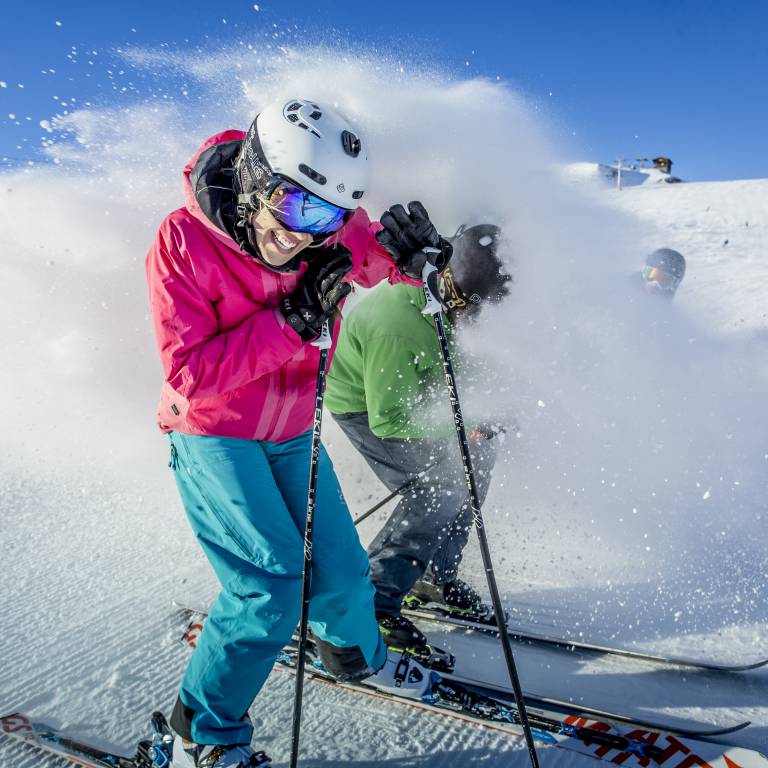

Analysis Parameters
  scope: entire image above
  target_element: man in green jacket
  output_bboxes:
[325,224,511,651]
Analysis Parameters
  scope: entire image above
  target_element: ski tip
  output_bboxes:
[0,711,40,732]
[720,658,768,672]
[694,720,751,737]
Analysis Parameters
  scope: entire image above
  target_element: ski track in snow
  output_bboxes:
[0,470,569,767]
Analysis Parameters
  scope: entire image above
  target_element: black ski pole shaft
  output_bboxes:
[289,322,332,768]
[352,479,415,526]
[420,253,540,768]
[353,426,504,526]
[352,460,440,527]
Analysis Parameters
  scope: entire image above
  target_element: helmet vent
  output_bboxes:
[309,110,322,120]
[287,101,303,111]
[297,121,321,138]
[287,113,299,123]
[298,163,327,186]
[341,130,361,157]
[352,191,364,200]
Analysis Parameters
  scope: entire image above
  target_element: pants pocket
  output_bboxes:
[170,434,257,563]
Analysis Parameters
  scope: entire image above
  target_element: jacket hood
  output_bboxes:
[183,130,246,254]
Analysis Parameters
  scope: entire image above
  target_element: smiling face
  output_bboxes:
[250,206,313,267]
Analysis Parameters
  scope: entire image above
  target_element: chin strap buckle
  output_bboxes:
[234,194,259,255]
[236,193,255,228]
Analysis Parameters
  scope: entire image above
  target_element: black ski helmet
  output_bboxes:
[646,248,686,281]
[643,248,686,297]
[441,224,512,313]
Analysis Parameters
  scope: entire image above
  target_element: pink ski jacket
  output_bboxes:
[146,130,406,442]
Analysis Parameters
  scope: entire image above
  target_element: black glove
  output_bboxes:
[281,247,353,341]
[376,201,453,279]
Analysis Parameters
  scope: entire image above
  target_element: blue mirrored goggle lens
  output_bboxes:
[269,181,348,236]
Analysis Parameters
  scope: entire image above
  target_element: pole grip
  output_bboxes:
[311,321,333,350]
[421,253,442,318]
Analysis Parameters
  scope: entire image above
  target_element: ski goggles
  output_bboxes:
[642,265,681,292]
[266,178,349,236]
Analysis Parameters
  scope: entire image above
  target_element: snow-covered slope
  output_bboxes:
[1,44,767,767]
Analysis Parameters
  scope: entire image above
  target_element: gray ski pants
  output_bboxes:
[331,411,496,615]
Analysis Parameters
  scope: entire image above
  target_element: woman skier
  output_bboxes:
[145,97,453,767]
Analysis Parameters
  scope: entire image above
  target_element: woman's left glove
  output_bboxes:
[377,201,453,279]
[281,247,353,342]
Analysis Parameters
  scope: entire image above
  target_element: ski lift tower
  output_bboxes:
[616,156,624,190]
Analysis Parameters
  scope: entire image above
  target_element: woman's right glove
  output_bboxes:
[280,248,353,342]
[376,201,453,279]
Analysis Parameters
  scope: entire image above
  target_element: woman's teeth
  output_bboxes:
[273,231,296,251]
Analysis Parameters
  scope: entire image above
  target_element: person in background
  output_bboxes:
[637,247,686,299]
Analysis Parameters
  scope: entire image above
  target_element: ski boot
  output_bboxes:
[142,711,174,768]
[405,578,504,625]
[169,738,271,768]
[376,611,455,672]
[365,648,440,703]
[148,709,270,768]
[377,611,429,652]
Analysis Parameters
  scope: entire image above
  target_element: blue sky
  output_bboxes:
[1,0,766,181]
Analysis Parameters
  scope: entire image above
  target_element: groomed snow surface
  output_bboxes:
[1,49,767,767]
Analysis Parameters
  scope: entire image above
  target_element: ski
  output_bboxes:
[272,641,766,768]
[176,605,752,742]
[0,711,154,768]
[0,709,270,768]
[401,602,768,673]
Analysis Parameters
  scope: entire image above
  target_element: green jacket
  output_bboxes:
[326,283,455,439]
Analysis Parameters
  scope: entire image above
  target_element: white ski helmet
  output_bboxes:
[238,98,368,210]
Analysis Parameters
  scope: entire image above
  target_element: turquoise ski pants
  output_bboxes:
[168,430,386,745]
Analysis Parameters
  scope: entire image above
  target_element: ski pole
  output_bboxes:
[420,251,540,768]
[352,425,506,528]
[352,460,440,527]
[289,321,333,768]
